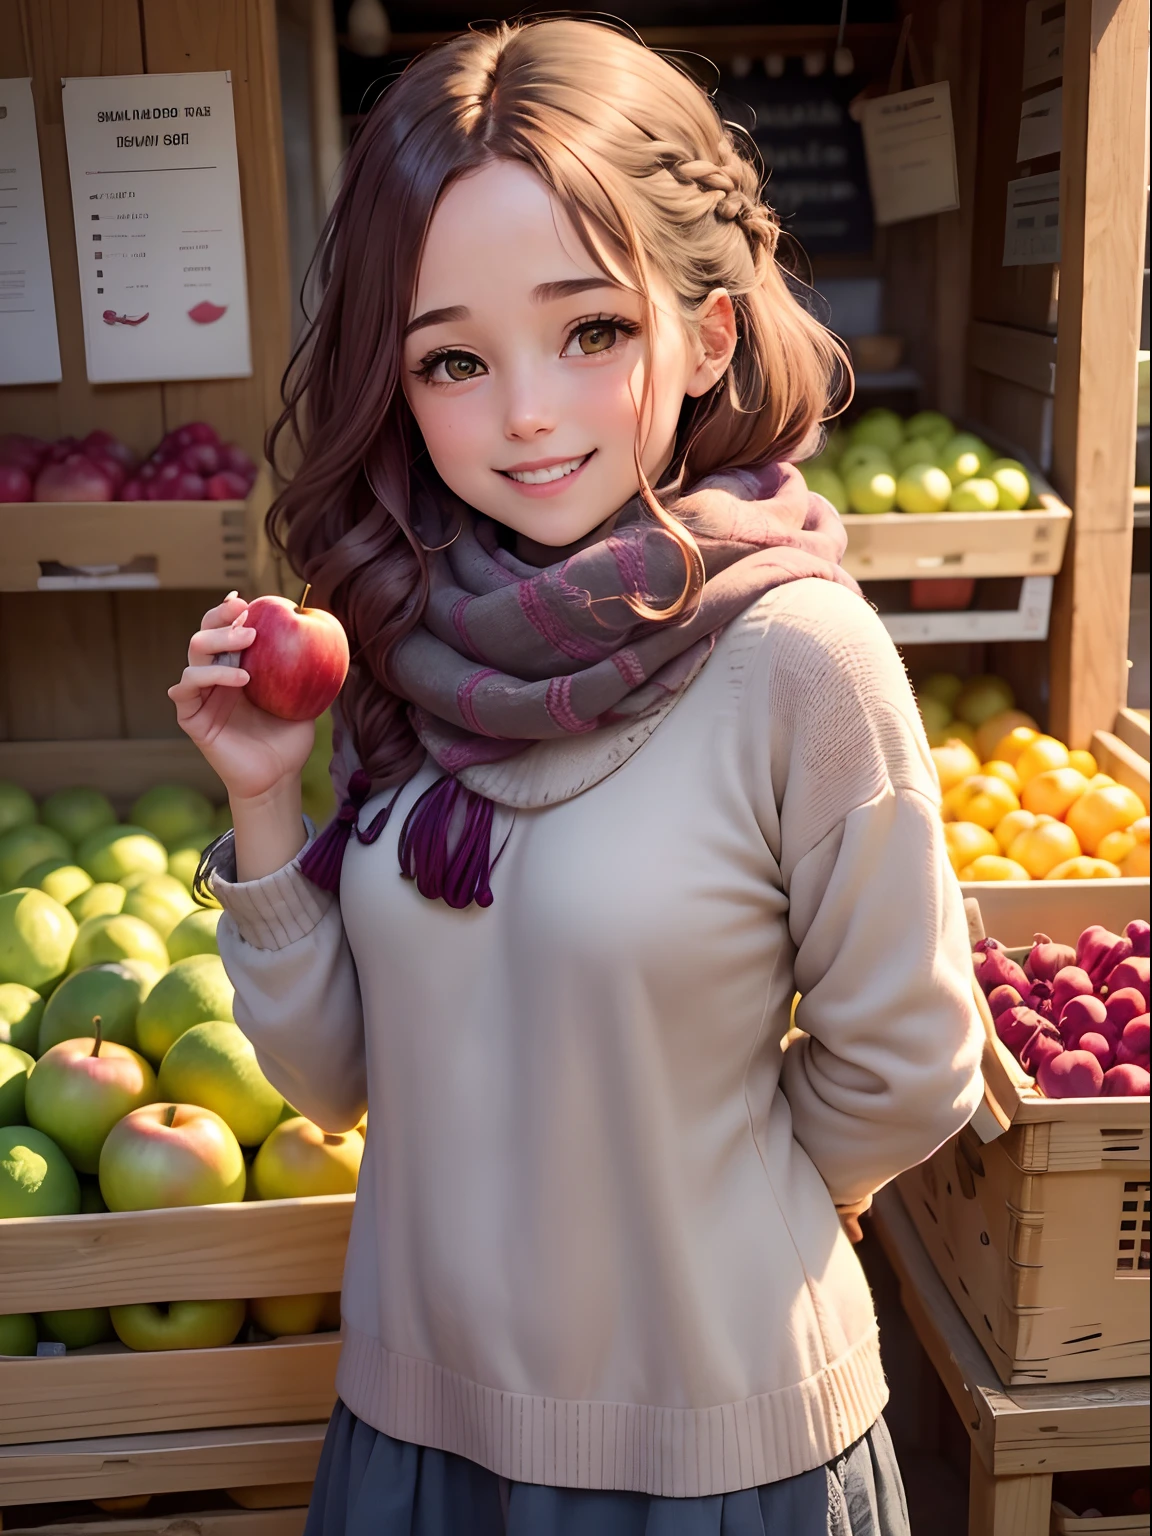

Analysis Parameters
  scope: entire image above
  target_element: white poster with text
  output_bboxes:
[61,70,251,383]
[0,78,62,386]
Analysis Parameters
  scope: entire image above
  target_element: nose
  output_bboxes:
[502,364,557,442]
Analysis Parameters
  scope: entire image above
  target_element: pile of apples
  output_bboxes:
[0,770,358,1355]
[916,673,1149,881]
[800,408,1033,517]
[977,922,1149,1098]
[0,423,257,504]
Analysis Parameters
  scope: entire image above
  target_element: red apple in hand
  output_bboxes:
[239,587,349,722]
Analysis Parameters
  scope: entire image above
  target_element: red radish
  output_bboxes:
[86,454,126,491]
[1105,956,1149,1005]
[1026,934,1076,982]
[120,478,147,501]
[137,461,159,483]
[1102,1063,1150,1097]
[45,435,80,463]
[1059,993,1109,1048]
[1050,966,1093,1019]
[1078,925,1132,988]
[0,464,32,502]
[1077,1032,1115,1071]
[974,939,1030,997]
[1106,987,1148,1033]
[996,1005,1046,1053]
[1127,920,1150,959]
[180,443,221,476]
[988,985,1024,1018]
[174,421,219,450]
[1019,1027,1063,1076]
[34,453,114,503]
[1037,1049,1104,1099]
[220,443,256,479]
[1121,1014,1150,1058]
[0,433,47,472]
[1027,978,1056,1022]
[81,430,137,471]
[206,470,250,500]
[169,472,207,500]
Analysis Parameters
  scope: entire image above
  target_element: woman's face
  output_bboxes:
[402,159,735,554]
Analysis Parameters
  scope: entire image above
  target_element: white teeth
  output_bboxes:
[505,456,587,485]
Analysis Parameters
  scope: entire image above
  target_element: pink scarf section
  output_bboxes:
[387,460,861,779]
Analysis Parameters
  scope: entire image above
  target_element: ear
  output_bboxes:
[684,289,737,398]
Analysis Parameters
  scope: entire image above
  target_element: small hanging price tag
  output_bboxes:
[858,81,960,226]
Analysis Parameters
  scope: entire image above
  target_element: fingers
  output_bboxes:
[190,624,256,667]
[168,664,250,713]
[200,592,249,632]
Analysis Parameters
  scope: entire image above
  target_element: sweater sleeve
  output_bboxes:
[742,583,985,1208]
[208,833,368,1132]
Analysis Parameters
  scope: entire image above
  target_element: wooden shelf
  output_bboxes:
[842,504,1072,582]
[0,739,229,812]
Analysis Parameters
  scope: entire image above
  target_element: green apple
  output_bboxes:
[0,783,37,838]
[130,786,215,851]
[158,1020,283,1146]
[249,1292,340,1337]
[39,960,159,1055]
[989,458,1032,510]
[99,1101,246,1210]
[166,847,204,894]
[918,672,964,710]
[0,1124,81,1216]
[895,464,952,513]
[0,889,78,994]
[166,909,221,962]
[948,477,999,511]
[69,914,168,975]
[40,788,117,847]
[837,442,893,480]
[0,983,44,1055]
[904,410,954,448]
[892,436,940,475]
[68,882,126,924]
[39,1306,114,1349]
[800,464,848,515]
[0,825,72,893]
[845,467,897,514]
[939,433,991,486]
[77,824,167,885]
[252,1117,363,1200]
[0,1313,38,1354]
[26,1025,157,1174]
[123,875,197,940]
[0,1042,34,1125]
[36,864,94,908]
[848,407,904,457]
[135,955,234,1065]
[916,695,953,737]
[22,857,69,890]
[110,1296,245,1351]
[954,674,1015,729]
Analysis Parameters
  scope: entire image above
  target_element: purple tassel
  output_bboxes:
[300,768,400,893]
[398,775,507,909]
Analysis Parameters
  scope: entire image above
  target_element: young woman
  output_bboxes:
[170,20,983,1535]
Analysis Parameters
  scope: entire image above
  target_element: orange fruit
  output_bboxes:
[992,725,1040,766]
[1020,767,1090,819]
[975,709,1039,762]
[942,775,1020,831]
[980,759,1022,794]
[1084,773,1117,792]
[931,739,981,793]
[1121,842,1150,877]
[1046,856,1123,880]
[1015,735,1071,784]
[1097,828,1138,865]
[994,808,1043,853]
[1067,749,1098,778]
[943,822,999,874]
[958,854,1030,882]
[1008,819,1081,878]
[1065,784,1147,855]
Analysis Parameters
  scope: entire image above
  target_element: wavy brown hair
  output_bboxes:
[266,18,850,786]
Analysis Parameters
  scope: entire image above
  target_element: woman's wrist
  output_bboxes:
[231,777,307,883]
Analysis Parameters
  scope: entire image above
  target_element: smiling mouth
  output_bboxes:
[499,452,594,485]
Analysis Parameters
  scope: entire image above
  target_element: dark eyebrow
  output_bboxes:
[403,279,625,339]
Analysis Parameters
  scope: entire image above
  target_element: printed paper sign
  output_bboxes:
[1003,172,1061,266]
[61,70,251,383]
[1016,86,1062,162]
[858,82,960,227]
[0,78,62,386]
[1022,0,1065,90]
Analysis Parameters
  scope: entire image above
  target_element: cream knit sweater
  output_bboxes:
[212,580,984,1497]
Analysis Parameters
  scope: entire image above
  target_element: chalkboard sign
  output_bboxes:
[718,65,875,256]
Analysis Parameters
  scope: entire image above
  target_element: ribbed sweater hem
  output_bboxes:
[334,1324,889,1496]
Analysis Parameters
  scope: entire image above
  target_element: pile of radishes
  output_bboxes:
[977,920,1149,1098]
[0,424,256,504]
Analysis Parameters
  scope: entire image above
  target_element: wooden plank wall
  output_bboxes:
[0,0,291,744]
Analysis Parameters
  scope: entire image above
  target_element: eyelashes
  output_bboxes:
[411,314,642,385]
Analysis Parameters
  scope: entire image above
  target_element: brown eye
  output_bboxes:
[444,354,482,380]
[577,323,616,354]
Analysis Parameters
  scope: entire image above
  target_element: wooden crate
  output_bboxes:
[958,878,1149,950]
[0,1506,309,1536]
[0,1198,352,1446]
[1052,1513,1149,1534]
[0,739,227,815]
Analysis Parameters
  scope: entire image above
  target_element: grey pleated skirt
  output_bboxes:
[304,1399,911,1536]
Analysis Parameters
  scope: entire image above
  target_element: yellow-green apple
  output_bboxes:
[70,913,168,974]
[37,864,94,908]
[0,824,71,891]
[252,1117,363,1199]
[0,1313,37,1354]
[248,1291,341,1336]
[158,1020,283,1145]
[99,1102,246,1210]
[0,888,77,994]
[0,982,44,1054]
[166,909,221,962]
[40,1306,114,1348]
[68,883,126,923]
[26,1024,157,1174]
[236,592,349,722]
[0,1124,81,1216]
[76,824,167,884]
[135,954,234,1064]
[130,786,214,850]
[0,1041,34,1125]
[122,874,197,939]
[40,788,117,846]
[110,1297,245,1350]
[39,960,158,1055]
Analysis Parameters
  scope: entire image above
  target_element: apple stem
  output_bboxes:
[90,1017,103,1057]
[164,1104,177,1128]
[296,582,312,614]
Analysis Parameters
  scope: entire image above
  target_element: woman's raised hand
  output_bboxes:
[169,593,316,806]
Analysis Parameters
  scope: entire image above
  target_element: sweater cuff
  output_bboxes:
[208,821,334,951]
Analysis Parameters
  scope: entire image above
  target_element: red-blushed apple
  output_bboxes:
[251,1116,363,1199]
[110,1297,245,1350]
[248,1291,342,1336]
[237,588,349,722]
[24,1022,157,1174]
[99,1102,246,1210]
